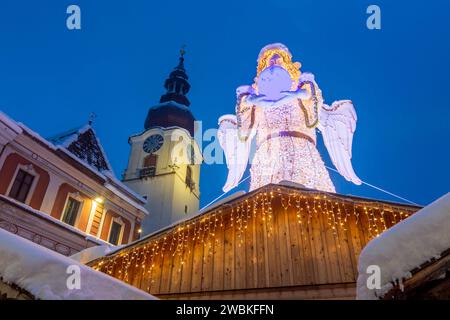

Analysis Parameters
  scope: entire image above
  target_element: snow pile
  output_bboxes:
[70,244,121,264]
[0,228,156,300]
[357,192,450,300]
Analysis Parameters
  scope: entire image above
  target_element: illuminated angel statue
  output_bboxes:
[218,43,361,193]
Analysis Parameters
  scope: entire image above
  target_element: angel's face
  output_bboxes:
[257,65,292,101]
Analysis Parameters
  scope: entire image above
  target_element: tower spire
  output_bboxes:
[176,45,186,70]
[144,48,196,135]
[159,47,191,106]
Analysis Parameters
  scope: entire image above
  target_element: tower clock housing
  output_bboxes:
[123,52,201,234]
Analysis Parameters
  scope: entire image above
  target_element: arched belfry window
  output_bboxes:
[140,154,158,178]
[185,166,194,191]
[143,154,158,168]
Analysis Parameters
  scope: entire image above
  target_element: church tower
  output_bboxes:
[123,50,201,235]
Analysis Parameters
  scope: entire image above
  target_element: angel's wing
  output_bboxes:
[318,100,362,185]
[218,115,251,192]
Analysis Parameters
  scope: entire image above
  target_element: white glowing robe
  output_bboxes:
[238,91,335,192]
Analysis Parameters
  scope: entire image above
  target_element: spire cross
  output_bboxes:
[180,45,187,58]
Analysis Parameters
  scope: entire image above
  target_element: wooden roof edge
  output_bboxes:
[277,184,421,209]
[88,184,421,266]
[382,248,450,299]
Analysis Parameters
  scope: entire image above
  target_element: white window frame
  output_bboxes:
[6,164,40,205]
[60,192,84,228]
[107,216,125,245]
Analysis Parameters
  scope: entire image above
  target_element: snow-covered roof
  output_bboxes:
[0,228,156,300]
[0,111,23,134]
[0,111,148,214]
[47,125,88,147]
[357,192,450,300]
[150,101,190,112]
[70,244,123,265]
[56,148,146,212]
[48,124,114,174]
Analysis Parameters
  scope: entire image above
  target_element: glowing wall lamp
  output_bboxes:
[94,197,104,204]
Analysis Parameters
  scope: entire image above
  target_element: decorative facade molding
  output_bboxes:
[0,197,100,256]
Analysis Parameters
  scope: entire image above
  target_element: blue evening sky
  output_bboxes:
[0,0,449,207]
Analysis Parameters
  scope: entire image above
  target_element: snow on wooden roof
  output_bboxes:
[0,228,156,300]
[70,244,123,265]
[357,192,450,300]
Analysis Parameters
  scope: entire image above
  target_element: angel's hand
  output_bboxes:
[246,94,266,104]
[236,85,255,97]
[281,88,311,100]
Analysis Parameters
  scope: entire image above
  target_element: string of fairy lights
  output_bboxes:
[91,186,418,292]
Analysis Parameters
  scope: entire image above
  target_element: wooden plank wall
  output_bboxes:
[90,186,419,298]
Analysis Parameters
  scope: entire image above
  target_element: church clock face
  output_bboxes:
[143,134,164,154]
